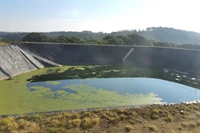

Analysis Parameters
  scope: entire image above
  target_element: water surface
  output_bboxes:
[28,77,200,104]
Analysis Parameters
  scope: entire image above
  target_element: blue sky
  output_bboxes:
[1,0,200,33]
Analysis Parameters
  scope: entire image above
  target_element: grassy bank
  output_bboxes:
[0,102,199,133]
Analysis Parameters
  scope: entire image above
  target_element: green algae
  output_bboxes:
[57,66,71,73]
[45,81,60,85]
[0,65,164,115]
[61,84,163,106]
[28,83,163,111]
[2,64,199,116]
[0,66,72,115]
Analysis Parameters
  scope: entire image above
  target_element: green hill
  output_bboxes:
[1,27,200,45]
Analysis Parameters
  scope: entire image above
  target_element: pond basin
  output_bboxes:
[28,77,200,104]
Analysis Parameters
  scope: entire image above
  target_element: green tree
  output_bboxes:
[103,35,124,45]
[22,32,48,42]
[116,35,129,44]
[68,37,84,43]
[55,35,70,43]
[126,34,149,46]
[103,35,115,41]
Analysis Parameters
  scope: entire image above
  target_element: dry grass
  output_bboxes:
[147,125,158,132]
[80,117,95,129]
[181,121,197,128]
[0,102,199,133]
[0,41,9,46]
[125,125,134,132]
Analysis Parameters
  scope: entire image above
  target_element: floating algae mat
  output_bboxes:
[0,65,199,115]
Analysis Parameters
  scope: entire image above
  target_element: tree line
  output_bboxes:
[21,32,150,45]
[20,32,200,50]
[1,31,200,50]
[1,27,200,44]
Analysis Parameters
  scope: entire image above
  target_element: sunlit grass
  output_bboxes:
[0,103,199,133]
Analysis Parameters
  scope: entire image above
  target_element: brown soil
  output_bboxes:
[0,102,199,133]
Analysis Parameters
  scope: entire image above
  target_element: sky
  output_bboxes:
[0,0,200,33]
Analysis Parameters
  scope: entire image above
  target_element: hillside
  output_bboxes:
[139,27,200,44]
[1,27,200,44]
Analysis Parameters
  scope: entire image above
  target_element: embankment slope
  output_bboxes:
[1,43,199,80]
[0,45,44,80]
[17,43,200,75]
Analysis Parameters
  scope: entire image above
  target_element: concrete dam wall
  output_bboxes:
[17,43,200,75]
[1,43,199,80]
[0,45,44,80]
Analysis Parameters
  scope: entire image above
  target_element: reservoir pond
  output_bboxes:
[28,77,200,104]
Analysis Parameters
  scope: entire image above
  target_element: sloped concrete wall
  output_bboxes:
[0,45,44,80]
[17,44,129,65]
[17,43,200,75]
[1,43,199,80]
[126,47,200,75]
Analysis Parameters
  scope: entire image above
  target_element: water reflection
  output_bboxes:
[28,77,200,103]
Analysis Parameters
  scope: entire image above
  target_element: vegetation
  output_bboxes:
[22,32,48,42]
[0,65,165,115]
[0,41,9,46]
[1,65,199,115]
[1,27,200,50]
[142,27,200,44]
[20,32,153,46]
[1,27,199,132]
[0,102,199,133]
[19,32,200,50]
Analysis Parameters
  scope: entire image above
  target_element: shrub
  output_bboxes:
[196,120,200,126]
[71,112,79,119]
[80,118,94,129]
[91,116,100,125]
[148,125,158,132]
[119,114,127,121]
[181,122,196,128]
[108,117,119,124]
[67,119,81,129]
[164,115,174,122]
[0,119,10,126]
[81,111,90,118]
[125,125,133,132]
[150,114,159,120]
[93,109,103,114]
[128,120,136,125]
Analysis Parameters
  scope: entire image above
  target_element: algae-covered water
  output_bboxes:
[28,78,200,103]
[0,65,199,115]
